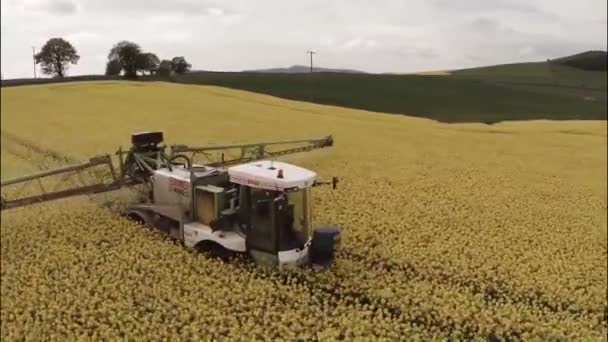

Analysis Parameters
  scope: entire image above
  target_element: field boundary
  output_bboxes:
[1,75,123,87]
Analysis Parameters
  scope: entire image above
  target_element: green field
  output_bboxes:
[166,62,606,123]
[452,62,607,100]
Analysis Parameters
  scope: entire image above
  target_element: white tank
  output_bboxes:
[153,167,193,220]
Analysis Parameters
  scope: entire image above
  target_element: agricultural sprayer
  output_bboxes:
[1,132,341,268]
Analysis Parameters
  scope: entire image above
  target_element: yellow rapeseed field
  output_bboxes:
[1,81,606,340]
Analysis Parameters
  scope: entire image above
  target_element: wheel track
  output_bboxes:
[1,131,112,206]
[338,247,607,327]
[233,257,525,340]
[1,130,76,168]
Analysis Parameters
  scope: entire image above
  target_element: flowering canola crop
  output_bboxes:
[1,81,606,340]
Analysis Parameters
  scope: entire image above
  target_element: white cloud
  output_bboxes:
[64,31,100,42]
[518,46,536,57]
[339,38,379,50]
[342,38,362,50]
[145,14,187,25]
[46,0,77,15]
[157,31,193,43]
[4,0,77,15]
[1,0,606,78]
[206,7,224,16]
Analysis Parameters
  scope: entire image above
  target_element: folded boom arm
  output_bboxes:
[169,135,333,167]
[0,155,136,211]
[1,134,334,211]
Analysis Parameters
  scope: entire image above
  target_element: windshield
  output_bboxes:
[286,187,311,240]
[244,186,314,252]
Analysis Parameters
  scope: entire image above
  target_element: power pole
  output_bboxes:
[306,51,316,73]
[32,47,37,79]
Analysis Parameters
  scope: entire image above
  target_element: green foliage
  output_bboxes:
[170,56,191,74]
[105,59,122,76]
[34,38,80,78]
[108,41,142,79]
[157,60,173,77]
[108,42,161,78]
[137,53,160,75]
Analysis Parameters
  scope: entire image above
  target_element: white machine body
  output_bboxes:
[228,160,316,191]
[147,160,318,268]
[152,166,193,219]
[183,221,246,252]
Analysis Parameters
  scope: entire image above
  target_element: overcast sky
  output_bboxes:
[1,0,606,78]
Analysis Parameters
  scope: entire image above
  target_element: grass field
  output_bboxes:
[168,62,607,123]
[1,81,607,340]
[452,62,608,101]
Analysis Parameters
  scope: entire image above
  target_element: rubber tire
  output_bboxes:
[195,241,234,262]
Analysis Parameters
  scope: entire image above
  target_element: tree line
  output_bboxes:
[33,37,192,79]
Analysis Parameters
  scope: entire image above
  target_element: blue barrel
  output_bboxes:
[311,225,341,266]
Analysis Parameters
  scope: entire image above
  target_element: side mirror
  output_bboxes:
[312,177,340,189]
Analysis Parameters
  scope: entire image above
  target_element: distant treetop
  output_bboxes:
[35,38,80,78]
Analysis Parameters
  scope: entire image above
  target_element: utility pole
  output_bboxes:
[32,47,37,79]
[306,51,316,73]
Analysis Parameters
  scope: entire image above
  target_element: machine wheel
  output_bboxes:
[125,210,154,228]
[195,240,235,262]
[127,212,147,225]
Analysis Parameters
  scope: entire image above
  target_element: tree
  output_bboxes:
[108,41,142,78]
[34,38,80,78]
[157,59,173,77]
[170,56,191,74]
[137,52,160,75]
[105,59,123,76]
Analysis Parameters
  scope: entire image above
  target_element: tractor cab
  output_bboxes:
[228,160,319,267]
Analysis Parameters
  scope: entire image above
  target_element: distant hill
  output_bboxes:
[169,60,606,123]
[451,60,606,91]
[2,52,605,124]
[243,65,366,74]
[549,50,607,71]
